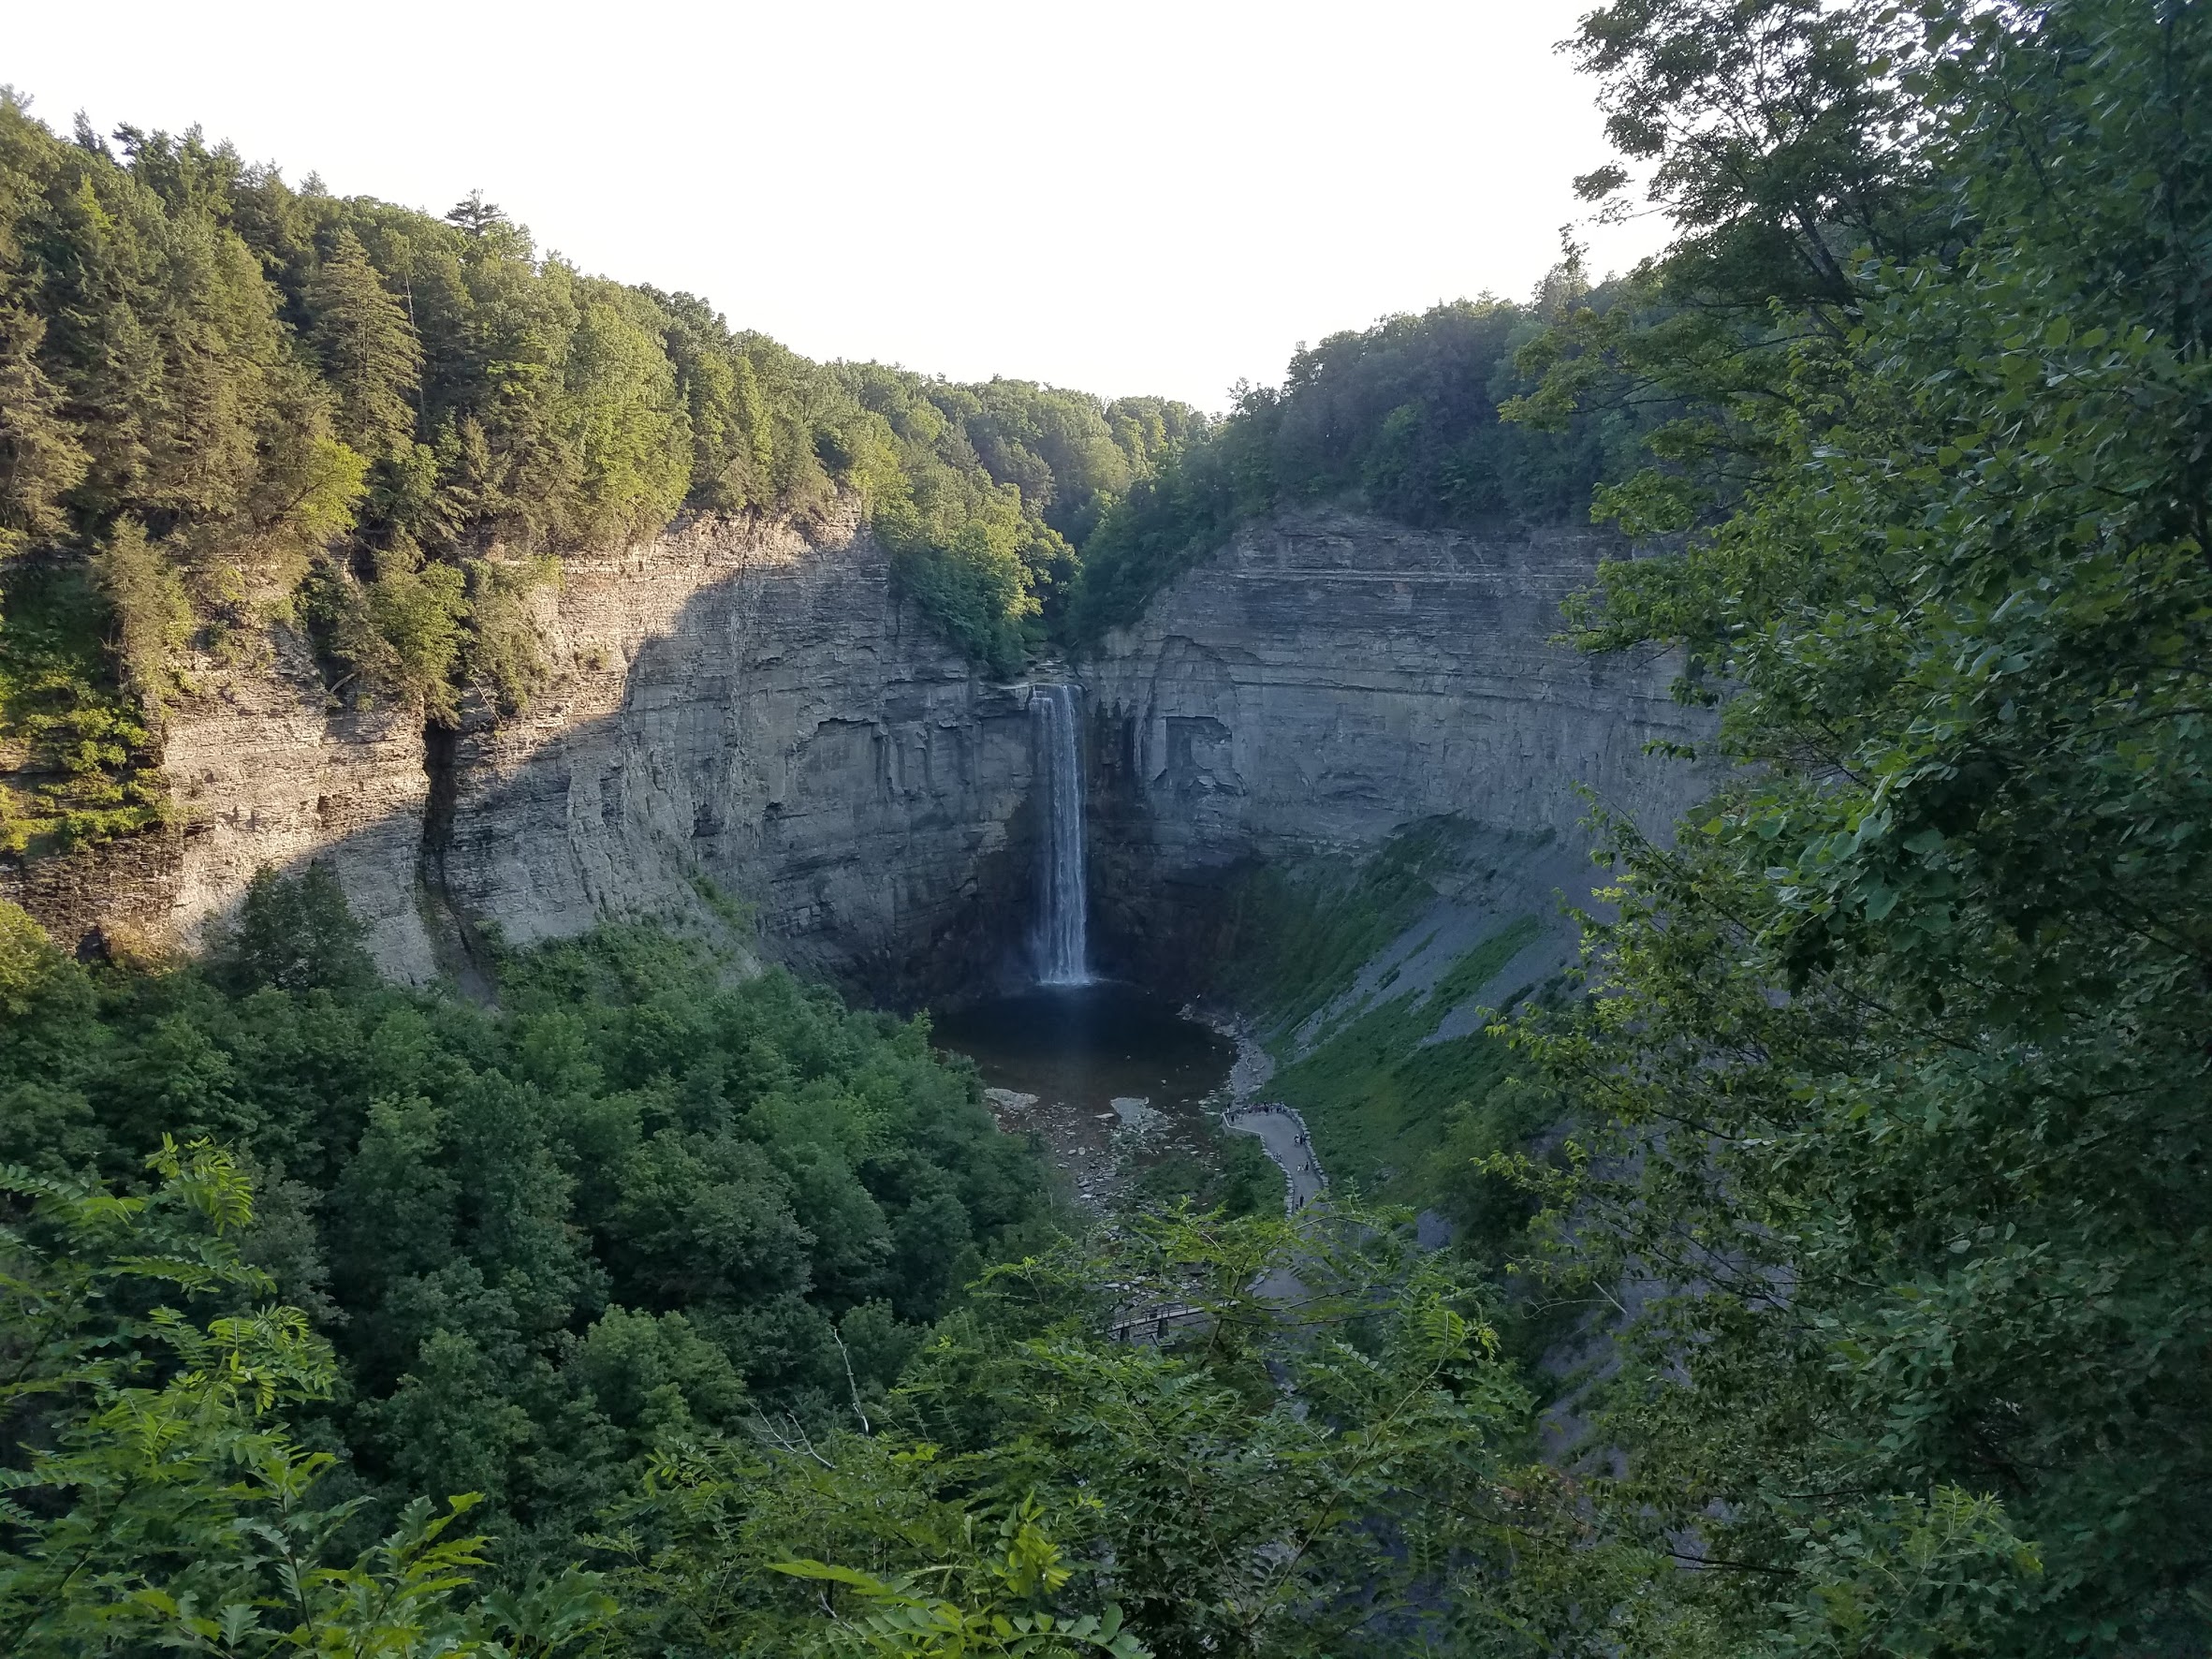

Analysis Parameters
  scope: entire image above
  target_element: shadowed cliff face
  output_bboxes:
[404,518,1045,998]
[1077,509,1712,990]
[3,511,1047,1000]
[2,507,1707,1003]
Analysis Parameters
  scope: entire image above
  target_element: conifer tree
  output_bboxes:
[0,298,86,558]
[305,228,421,460]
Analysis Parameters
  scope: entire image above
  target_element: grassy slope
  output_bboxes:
[1209,819,1562,1222]
[1211,818,1472,1036]
[0,560,165,855]
[1268,916,1542,1204]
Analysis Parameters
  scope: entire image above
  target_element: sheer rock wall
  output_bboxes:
[4,507,1708,999]
[1078,508,1711,982]
[4,511,1043,995]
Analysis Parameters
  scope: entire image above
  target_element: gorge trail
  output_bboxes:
[1223,1104,1326,1213]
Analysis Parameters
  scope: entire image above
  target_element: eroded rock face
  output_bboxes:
[1079,509,1713,980]
[4,512,1044,997]
[5,506,1707,1001]
[420,514,1039,995]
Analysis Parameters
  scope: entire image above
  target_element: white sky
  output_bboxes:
[5,0,1666,411]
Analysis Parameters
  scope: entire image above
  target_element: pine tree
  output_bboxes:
[0,297,86,557]
[305,228,421,459]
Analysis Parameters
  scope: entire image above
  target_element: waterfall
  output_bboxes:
[1032,683,1090,986]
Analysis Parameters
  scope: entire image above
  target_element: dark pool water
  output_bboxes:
[934,982,1232,1113]
[931,983,1236,1201]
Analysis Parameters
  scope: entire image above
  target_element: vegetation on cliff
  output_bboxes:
[0,83,1628,859]
[1493,0,2212,1651]
[1065,292,1653,639]
[1202,821,1563,1310]
[0,94,1202,851]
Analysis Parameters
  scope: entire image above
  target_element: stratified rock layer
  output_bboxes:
[4,507,1709,997]
[5,511,1041,994]
[422,514,1038,993]
[1079,510,1710,978]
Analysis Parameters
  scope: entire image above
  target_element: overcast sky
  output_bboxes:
[6,0,1666,410]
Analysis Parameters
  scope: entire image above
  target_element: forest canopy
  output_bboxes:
[0,93,1202,853]
[0,878,1530,1659]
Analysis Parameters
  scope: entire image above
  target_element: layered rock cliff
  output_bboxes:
[1078,509,1711,982]
[4,511,1045,994]
[4,506,1707,1001]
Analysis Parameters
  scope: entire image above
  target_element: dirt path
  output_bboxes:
[1193,1007,1329,1217]
[1224,1103,1327,1212]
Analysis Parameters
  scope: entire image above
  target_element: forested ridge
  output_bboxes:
[0,81,1635,866]
[5,0,2212,1652]
[1065,286,1651,639]
[0,83,1640,868]
[0,91,1201,854]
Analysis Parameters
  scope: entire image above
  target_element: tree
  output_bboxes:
[1502,0,2212,1651]
[0,1138,561,1659]
[0,93,85,554]
[1566,0,1930,311]
[90,517,191,714]
[773,1501,1149,1659]
[560,291,691,546]
[306,228,423,460]
[210,862,374,995]
[603,1205,1531,1657]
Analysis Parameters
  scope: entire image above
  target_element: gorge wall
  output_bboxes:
[1079,509,1711,986]
[3,507,1708,999]
[3,510,1044,996]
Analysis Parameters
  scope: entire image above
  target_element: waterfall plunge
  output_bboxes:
[1032,684,1090,986]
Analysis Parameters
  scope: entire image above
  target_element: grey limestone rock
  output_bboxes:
[3,505,1712,999]
[1077,508,1714,980]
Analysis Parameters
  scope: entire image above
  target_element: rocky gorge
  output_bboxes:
[1,504,1706,1001]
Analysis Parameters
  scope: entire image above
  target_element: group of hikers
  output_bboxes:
[1231,1101,1327,1210]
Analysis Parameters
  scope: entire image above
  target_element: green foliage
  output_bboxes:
[0,91,1201,830]
[0,881,1050,1574]
[1502,0,1945,537]
[1123,1127,1276,1220]
[874,494,1044,681]
[1069,298,1643,639]
[305,228,422,461]
[1268,918,1541,1207]
[1502,0,2212,1650]
[0,557,164,853]
[771,1499,1149,1659]
[210,861,375,995]
[599,1205,1532,1658]
[89,517,191,715]
[0,1136,574,1658]
[1210,817,1472,1036]
[838,367,1197,675]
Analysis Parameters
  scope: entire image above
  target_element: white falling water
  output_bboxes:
[1032,683,1090,985]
